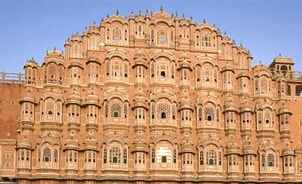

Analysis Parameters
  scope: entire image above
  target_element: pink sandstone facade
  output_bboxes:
[1,9,302,184]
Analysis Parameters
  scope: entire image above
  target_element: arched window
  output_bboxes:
[103,147,107,163]
[202,35,211,47]
[112,27,121,41]
[201,63,215,86]
[260,78,268,94]
[111,104,121,118]
[109,147,121,164]
[158,31,167,45]
[199,150,204,165]
[156,145,173,164]
[261,153,266,167]
[112,62,120,77]
[158,103,170,120]
[26,150,30,161]
[171,62,175,79]
[151,148,155,163]
[255,77,260,94]
[196,65,201,82]
[151,62,155,77]
[267,153,274,167]
[124,103,128,118]
[264,110,272,124]
[216,108,220,122]
[43,147,51,162]
[124,63,128,77]
[151,102,155,119]
[207,150,216,165]
[151,29,155,43]
[53,149,58,162]
[160,71,166,78]
[47,64,57,81]
[205,106,215,121]
[257,110,263,124]
[198,106,203,121]
[161,112,166,119]
[45,98,55,117]
[123,148,127,164]
[21,150,25,160]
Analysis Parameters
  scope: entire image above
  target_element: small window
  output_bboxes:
[160,71,166,78]
[161,112,166,119]
[161,156,167,163]
[158,31,167,44]
[111,104,121,118]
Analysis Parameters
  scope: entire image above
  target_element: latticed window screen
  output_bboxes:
[206,150,216,165]
[158,103,170,119]
[267,153,275,167]
[109,147,121,164]
[111,104,121,118]
[43,147,51,162]
[112,27,122,41]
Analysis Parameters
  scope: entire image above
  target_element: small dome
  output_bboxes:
[46,47,63,58]
[24,57,38,68]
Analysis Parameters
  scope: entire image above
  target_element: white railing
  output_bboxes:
[0,72,24,83]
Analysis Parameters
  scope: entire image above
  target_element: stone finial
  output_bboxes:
[116,9,119,16]
[203,18,207,24]
[27,57,36,64]
[160,5,164,12]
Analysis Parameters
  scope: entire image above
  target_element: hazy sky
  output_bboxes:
[0,0,301,73]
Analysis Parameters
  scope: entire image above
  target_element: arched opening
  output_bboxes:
[112,27,122,41]
[161,155,167,163]
[110,146,121,164]
[158,102,170,120]
[158,31,167,44]
[54,149,58,162]
[205,105,215,121]
[160,71,166,78]
[281,65,287,71]
[161,112,166,119]
[267,153,274,167]
[43,147,51,162]
[207,150,216,165]
[111,104,121,118]
[154,141,175,164]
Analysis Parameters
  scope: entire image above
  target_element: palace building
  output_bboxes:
[1,9,302,184]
